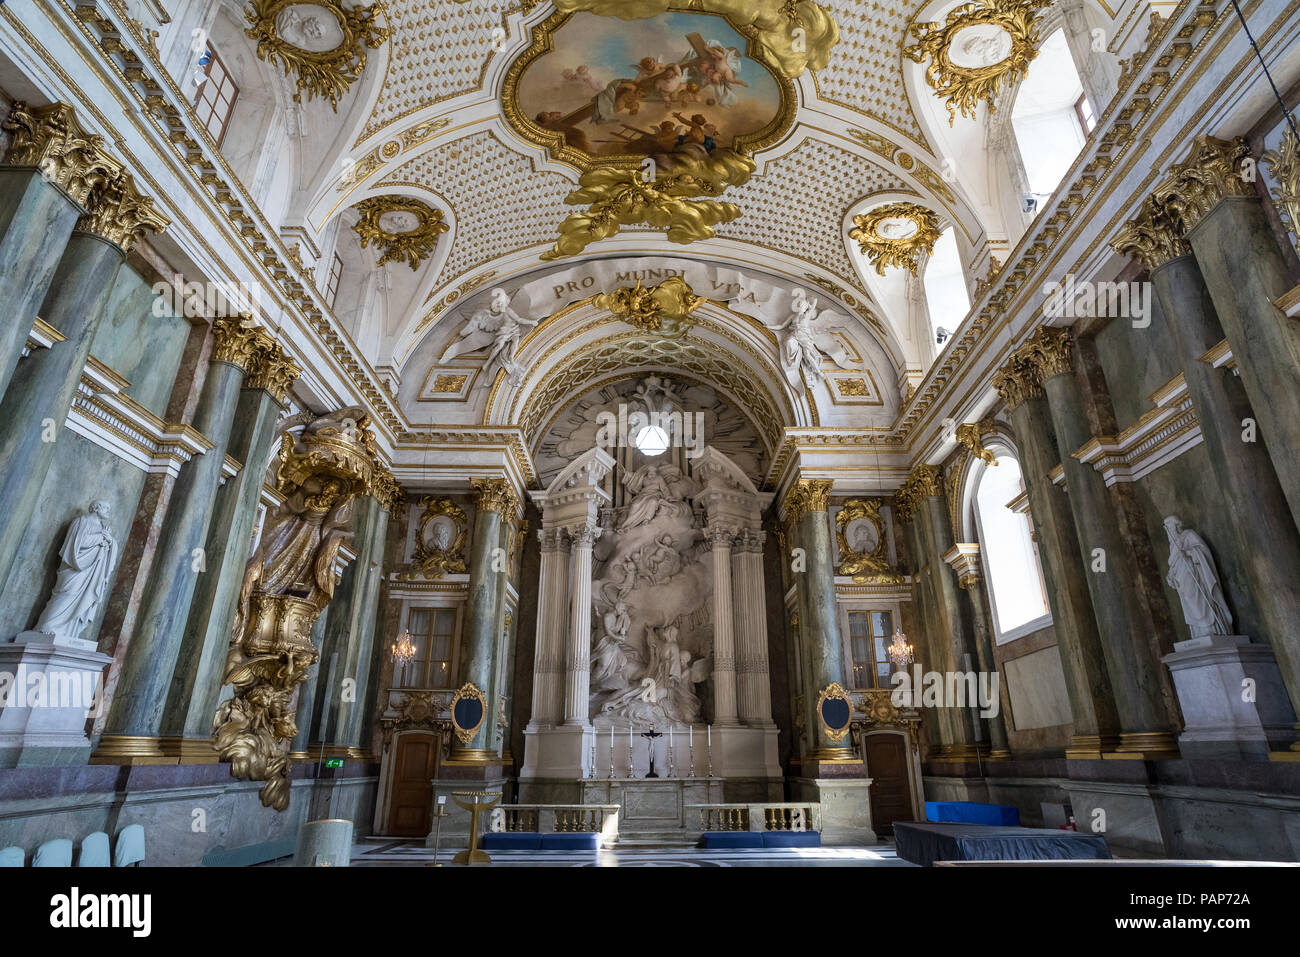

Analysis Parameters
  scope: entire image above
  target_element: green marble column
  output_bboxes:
[103,318,265,739]
[1027,328,1181,756]
[1113,205,1300,730]
[994,359,1120,757]
[0,102,119,401]
[291,611,332,756]
[784,479,855,759]
[451,478,517,759]
[914,476,979,756]
[334,495,391,749]
[0,170,167,593]
[1153,135,1300,530]
[896,508,955,752]
[161,342,300,739]
[958,570,1011,756]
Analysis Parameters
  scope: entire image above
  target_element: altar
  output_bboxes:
[582,779,724,837]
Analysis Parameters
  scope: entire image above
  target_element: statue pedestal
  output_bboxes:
[0,633,111,767]
[1162,635,1296,760]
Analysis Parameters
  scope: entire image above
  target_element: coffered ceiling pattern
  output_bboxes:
[812,0,932,148]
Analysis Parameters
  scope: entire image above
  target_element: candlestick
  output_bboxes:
[688,740,695,778]
[627,724,634,779]
[589,734,596,779]
[667,725,675,778]
[707,724,713,778]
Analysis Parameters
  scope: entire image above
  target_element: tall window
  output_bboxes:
[193,47,239,146]
[396,607,458,688]
[848,610,896,688]
[325,253,344,308]
[973,453,1050,639]
[1011,29,1087,199]
[924,226,971,344]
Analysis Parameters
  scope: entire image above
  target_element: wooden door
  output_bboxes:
[864,734,913,837]
[388,734,438,836]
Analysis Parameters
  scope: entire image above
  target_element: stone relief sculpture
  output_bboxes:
[29,500,118,646]
[591,601,631,695]
[618,463,694,530]
[440,287,539,386]
[764,288,853,388]
[1163,516,1234,638]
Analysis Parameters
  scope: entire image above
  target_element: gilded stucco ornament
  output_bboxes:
[403,496,468,580]
[991,352,1043,411]
[1,101,122,205]
[782,477,832,524]
[77,169,170,253]
[244,0,391,111]
[816,681,853,743]
[955,421,998,467]
[472,477,521,519]
[245,337,302,404]
[849,202,942,275]
[214,408,386,810]
[1022,325,1074,379]
[211,314,275,372]
[594,277,705,338]
[540,148,757,259]
[351,195,448,269]
[895,464,942,520]
[1110,197,1191,271]
[1263,129,1300,259]
[1151,135,1255,232]
[903,0,1051,125]
[836,499,902,584]
[551,0,839,76]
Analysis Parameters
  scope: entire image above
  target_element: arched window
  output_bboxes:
[1011,28,1089,201]
[973,452,1050,639]
[923,226,970,346]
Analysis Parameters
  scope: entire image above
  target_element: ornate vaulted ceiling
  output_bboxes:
[298,0,993,398]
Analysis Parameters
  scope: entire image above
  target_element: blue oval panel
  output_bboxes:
[454,697,484,736]
[820,696,851,732]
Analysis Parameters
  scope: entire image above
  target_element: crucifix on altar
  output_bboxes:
[640,724,664,778]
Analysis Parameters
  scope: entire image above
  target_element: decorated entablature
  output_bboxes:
[214,407,399,811]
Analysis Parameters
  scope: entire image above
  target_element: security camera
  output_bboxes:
[935,327,952,345]
[1022,194,1038,213]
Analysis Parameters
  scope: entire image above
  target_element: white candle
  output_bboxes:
[437,795,446,805]
[610,725,614,750]
[690,724,694,746]
[708,724,712,747]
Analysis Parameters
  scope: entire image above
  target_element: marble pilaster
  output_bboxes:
[733,530,774,726]
[1026,328,1181,756]
[562,521,598,727]
[161,338,299,739]
[100,317,262,742]
[526,527,569,730]
[706,525,740,726]
[994,356,1120,756]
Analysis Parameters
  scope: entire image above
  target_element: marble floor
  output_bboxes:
[348,840,914,867]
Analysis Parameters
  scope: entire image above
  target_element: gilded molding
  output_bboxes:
[849,202,941,275]
[991,352,1043,410]
[351,194,448,269]
[903,0,1051,125]
[1263,129,1300,259]
[955,421,997,467]
[782,477,832,523]
[1109,196,1190,271]
[244,0,391,111]
[211,315,274,372]
[450,682,487,745]
[1151,135,1255,232]
[593,277,705,338]
[1,101,122,205]
[76,170,169,251]
[472,477,520,519]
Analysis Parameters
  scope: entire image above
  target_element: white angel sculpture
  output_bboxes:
[766,288,853,388]
[439,288,539,386]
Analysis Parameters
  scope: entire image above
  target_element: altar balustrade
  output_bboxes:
[489,804,621,839]
[689,802,821,833]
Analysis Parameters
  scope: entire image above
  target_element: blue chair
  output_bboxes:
[78,832,111,867]
[114,824,145,867]
[0,846,23,867]
[33,839,73,867]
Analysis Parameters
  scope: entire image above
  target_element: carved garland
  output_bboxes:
[903,0,1051,125]
[244,0,391,111]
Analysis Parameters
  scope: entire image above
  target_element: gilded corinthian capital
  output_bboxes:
[1,101,122,205]
[1110,196,1191,271]
[76,170,169,252]
[211,315,275,372]
[1023,326,1074,379]
[472,477,520,518]
[1152,135,1255,232]
[783,477,833,524]
[245,337,301,403]
[991,352,1043,411]
[894,464,942,522]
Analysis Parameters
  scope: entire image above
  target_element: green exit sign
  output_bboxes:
[324,758,344,769]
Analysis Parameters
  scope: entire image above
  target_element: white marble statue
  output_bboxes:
[591,602,631,692]
[440,288,539,386]
[1164,516,1234,638]
[766,288,852,388]
[618,463,692,531]
[32,501,118,645]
